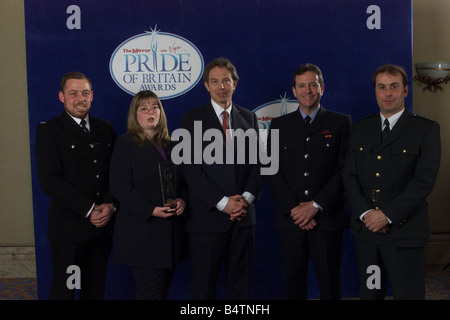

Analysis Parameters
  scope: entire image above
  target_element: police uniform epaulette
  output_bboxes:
[356,113,378,122]
[412,113,430,119]
[411,113,435,123]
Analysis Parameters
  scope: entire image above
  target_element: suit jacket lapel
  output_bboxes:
[148,143,167,162]
[203,102,223,132]
[230,106,243,130]
[59,112,88,138]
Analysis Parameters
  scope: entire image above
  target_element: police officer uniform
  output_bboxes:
[35,111,117,299]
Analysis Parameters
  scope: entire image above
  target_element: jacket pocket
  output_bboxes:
[352,142,374,174]
[391,144,420,173]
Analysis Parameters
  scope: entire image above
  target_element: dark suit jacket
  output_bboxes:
[109,133,187,268]
[179,101,264,233]
[35,111,117,244]
[343,110,441,246]
[268,107,352,231]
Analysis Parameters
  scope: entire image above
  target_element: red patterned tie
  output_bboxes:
[222,111,229,134]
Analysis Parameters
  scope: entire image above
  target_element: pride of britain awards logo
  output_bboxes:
[253,93,298,148]
[109,25,204,99]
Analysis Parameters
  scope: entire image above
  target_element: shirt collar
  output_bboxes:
[298,105,321,122]
[67,112,90,129]
[380,108,405,130]
[211,99,233,119]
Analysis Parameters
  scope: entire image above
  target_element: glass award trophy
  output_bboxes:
[158,162,177,212]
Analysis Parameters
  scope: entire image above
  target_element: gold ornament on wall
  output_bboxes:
[414,61,450,92]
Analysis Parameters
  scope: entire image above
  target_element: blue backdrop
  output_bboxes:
[25,0,412,300]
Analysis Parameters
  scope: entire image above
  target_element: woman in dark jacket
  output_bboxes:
[109,90,187,300]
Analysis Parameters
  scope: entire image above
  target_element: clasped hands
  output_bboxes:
[223,195,249,221]
[290,201,319,230]
[152,198,186,218]
[363,209,389,234]
[90,203,115,228]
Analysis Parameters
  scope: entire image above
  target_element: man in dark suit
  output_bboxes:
[343,64,441,299]
[179,57,263,299]
[35,72,117,299]
[267,64,352,299]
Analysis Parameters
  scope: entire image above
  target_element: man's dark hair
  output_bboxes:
[372,64,408,88]
[203,57,239,84]
[60,71,92,92]
[292,63,324,87]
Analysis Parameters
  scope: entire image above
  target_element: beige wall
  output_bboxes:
[0,0,34,245]
[413,0,450,233]
[0,0,448,246]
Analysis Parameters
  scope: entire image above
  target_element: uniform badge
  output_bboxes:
[321,130,332,138]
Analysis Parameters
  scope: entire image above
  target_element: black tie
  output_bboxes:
[381,118,390,143]
[304,115,311,131]
[80,119,89,133]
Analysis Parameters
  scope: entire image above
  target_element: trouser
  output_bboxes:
[355,239,425,300]
[189,224,255,300]
[49,234,112,300]
[280,230,343,300]
[132,267,175,300]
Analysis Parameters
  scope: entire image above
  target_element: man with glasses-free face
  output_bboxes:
[268,63,352,300]
[179,57,263,299]
[343,64,441,299]
[36,72,117,299]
